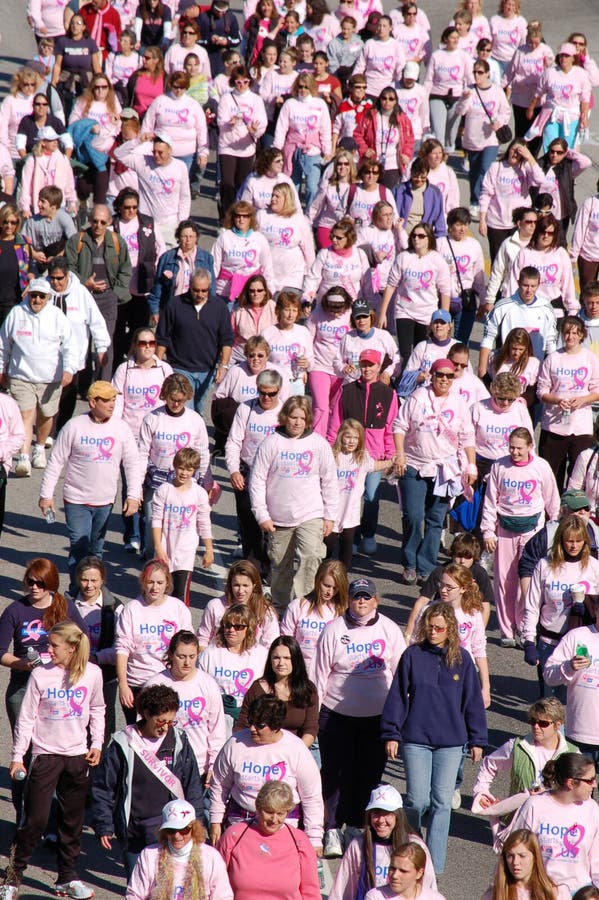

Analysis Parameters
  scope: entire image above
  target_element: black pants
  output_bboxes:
[219,153,255,217]
[234,485,269,572]
[8,754,89,885]
[396,318,428,371]
[538,429,594,492]
[94,293,119,381]
[56,373,81,433]
[325,527,356,571]
[77,164,110,205]
[121,684,144,725]
[113,295,150,374]
[172,570,192,607]
[319,705,387,829]
[487,226,514,265]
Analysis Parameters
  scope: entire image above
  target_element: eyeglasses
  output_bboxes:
[548,148,566,155]
[248,352,266,358]
[29,292,47,299]
[330,234,345,241]
[249,288,265,293]
[433,372,455,380]
[439,582,459,591]
[521,218,537,224]
[473,69,486,74]
[381,95,396,100]
[34,101,49,106]
[428,623,447,633]
[152,718,175,728]
[259,390,279,397]
[224,622,247,631]
[336,161,350,167]
[494,395,515,403]
[27,577,45,588]
[412,233,427,239]
[165,825,192,834]
[297,85,310,91]
[93,84,109,90]
[540,229,556,236]
[122,204,138,210]
[576,776,597,785]
[137,339,156,347]
[249,721,269,730]
[4,220,18,226]
[92,218,108,225]
[181,29,197,34]
[22,82,37,87]
[530,719,553,729]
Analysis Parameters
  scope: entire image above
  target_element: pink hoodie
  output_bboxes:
[40,413,142,506]
[143,93,208,159]
[510,790,599,894]
[387,250,452,325]
[12,661,105,760]
[145,668,226,772]
[480,454,560,540]
[115,595,193,686]
[249,429,339,527]
[522,557,599,645]
[306,307,353,375]
[151,481,212,572]
[217,90,268,156]
[471,397,534,460]
[537,347,599,436]
[126,843,232,900]
[544,625,599,744]
[480,159,545,229]
[508,247,578,315]
[138,405,210,479]
[570,195,599,263]
[313,613,405,716]
[330,835,437,900]
[196,596,280,651]
[327,382,398,459]
[210,728,324,845]
[112,358,174,441]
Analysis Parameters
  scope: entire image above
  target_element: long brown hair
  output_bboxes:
[549,515,591,571]
[361,808,419,892]
[491,328,534,378]
[79,73,119,116]
[415,602,462,668]
[303,559,348,617]
[491,829,561,900]
[215,603,258,652]
[224,560,277,629]
[441,563,483,615]
[23,558,68,630]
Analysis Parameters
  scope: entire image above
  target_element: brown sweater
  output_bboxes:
[234,680,320,738]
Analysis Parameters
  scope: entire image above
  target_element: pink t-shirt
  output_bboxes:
[112,358,173,441]
[424,48,471,96]
[198,643,269,706]
[522,557,599,644]
[115,595,193,686]
[544,625,599,744]
[354,38,406,98]
[387,250,452,325]
[537,347,599,436]
[480,454,560,539]
[262,323,315,381]
[151,481,212,572]
[280,599,339,673]
[508,246,578,315]
[489,13,527,64]
[571,195,599,263]
[196,596,280,651]
[471,397,534,461]
[537,65,592,113]
[333,450,376,531]
[306,307,352,375]
[505,42,555,107]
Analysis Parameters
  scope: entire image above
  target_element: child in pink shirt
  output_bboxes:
[262,293,315,393]
[152,448,214,607]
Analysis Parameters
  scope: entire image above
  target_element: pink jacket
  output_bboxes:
[249,428,338,527]
[480,454,560,540]
[537,347,599,436]
[306,307,353,375]
[471,397,533,460]
[145,668,226,772]
[126,843,232,900]
[510,789,599,894]
[210,729,324,845]
[327,381,398,459]
[217,89,267,157]
[354,38,405,98]
[313,612,405,717]
[508,246,578,315]
[40,413,142,506]
[143,93,208,159]
[231,300,278,361]
[12,661,105,759]
[522,557,599,644]
[138,404,209,479]
[115,594,193,686]
[480,159,545,229]
[151,481,212,572]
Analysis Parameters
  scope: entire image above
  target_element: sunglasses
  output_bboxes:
[452,361,468,369]
[249,721,269,730]
[182,29,197,34]
[137,339,156,347]
[540,229,556,236]
[152,718,175,728]
[258,390,279,397]
[122,204,138,210]
[49,274,67,281]
[165,824,192,834]
[92,219,108,225]
[34,101,49,106]
[93,84,109,90]
[235,213,251,218]
[576,776,597,785]
[224,622,247,631]
[4,220,18,226]
[530,719,553,728]
[248,352,266,358]
[27,577,45,588]
[235,78,250,84]
[548,148,566,154]
[428,623,447,633]
[412,233,427,239]
[249,288,266,293]
[29,292,47,299]
[433,372,455,380]
[522,218,537,224]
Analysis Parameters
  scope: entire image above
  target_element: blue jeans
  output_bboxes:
[121,465,140,546]
[361,469,383,539]
[453,306,477,345]
[291,151,322,210]
[402,742,465,875]
[64,501,113,591]
[173,366,214,415]
[398,467,449,577]
[468,145,498,205]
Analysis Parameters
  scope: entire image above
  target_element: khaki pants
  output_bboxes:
[268,518,325,611]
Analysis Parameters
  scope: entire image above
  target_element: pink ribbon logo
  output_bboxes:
[368,638,386,667]
[245,248,257,265]
[458,622,473,643]
[459,388,470,402]
[178,504,196,529]
[519,479,537,504]
[295,450,313,477]
[509,27,519,46]
[535,59,544,74]
[456,254,470,274]
[126,232,140,253]
[234,668,253,694]
[175,432,191,450]
[573,367,588,390]
[306,114,318,129]
[579,581,591,594]
[563,824,585,858]
[144,385,161,408]
[345,472,355,491]
[408,38,419,52]
[442,409,454,424]
[177,108,190,124]
[186,696,206,725]
[449,65,460,81]
[95,436,115,461]
[160,621,178,649]
[544,263,558,284]
[418,270,434,289]
[562,84,573,100]
[279,227,294,246]
[64,686,87,718]
[161,178,175,196]
[484,100,496,116]
[407,98,417,113]
[265,760,287,782]
[287,343,301,361]
[99,112,111,127]
[22,619,45,642]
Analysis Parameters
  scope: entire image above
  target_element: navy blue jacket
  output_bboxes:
[156,292,233,373]
[392,180,447,237]
[380,641,487,749]
[148,246,216,316]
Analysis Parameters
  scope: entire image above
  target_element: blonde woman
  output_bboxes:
[0,67,44,160]
[69,73,122,204]
[2,621,104,900]
[257,183,316,291]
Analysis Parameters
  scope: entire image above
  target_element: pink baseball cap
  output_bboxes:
[359,349,382,365]
[430,358,456,373]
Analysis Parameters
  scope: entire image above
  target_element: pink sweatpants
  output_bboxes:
[309,370,343,437]
[494,523,541,639]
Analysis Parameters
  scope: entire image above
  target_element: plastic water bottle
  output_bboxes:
[45,508,56,525]
[317,860,325,892]
[26,647,42,668]
[561,406,571,424]
[12,769,26,781]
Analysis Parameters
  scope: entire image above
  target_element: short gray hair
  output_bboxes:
[191,268,211,284]
[257,369,282,390]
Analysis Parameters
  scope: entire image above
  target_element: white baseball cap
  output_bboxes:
[160,799,196,830]
[365,783,403,812]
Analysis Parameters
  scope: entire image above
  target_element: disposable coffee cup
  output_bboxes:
[571,583,586,603]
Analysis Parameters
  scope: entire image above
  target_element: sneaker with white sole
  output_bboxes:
[451,789,462,810]
[44,436,54,449]
[0,886,19,900]
[323,828,344,858]
[14,454,31,477]
[124,540,140,554]
[55,881,94,899]
[31,445,47,469]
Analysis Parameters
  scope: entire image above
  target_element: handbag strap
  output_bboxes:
[446,238,465,293]
[473,83,495,127]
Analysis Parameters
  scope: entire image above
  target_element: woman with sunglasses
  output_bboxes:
[414,139,460,219]
[527,42,591,153]
[213,200,274,305]
[392,3,430,65]
[382,602,486,876]
[423,27,469,154]
[536,316,599,491]
[504,20,554,142]
[510,754,599,896]
[16,92,72,159]
[164,19,210,76]
[0,206,34,327]
[51,15,102,115]
[0,67,44,161]
[534,138,591,238]
[346,160,398,227]
[258,183,316,292]
[239,147,301,211]
[198,604,269,733]
[217,65,267,215]
[378,223,451,363]
[127,798,232,899]
[126,46,167,120]
[93,683,203,879]
[230,276,277,363]
[354,86,413,189]
[308,149,357,250]
[568,32,599,90]
[303,218,369,305]
[306,287,353,436]
[69,73,122,204]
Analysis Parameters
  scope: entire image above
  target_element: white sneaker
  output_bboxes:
[44,436,54,449]
[124,540,140,554]
[31,445,47,469]
[323,828,344,858]
[451,789,462,810]
[55,882,94,899]
[14,454,31,477]
[0,886,19,900]
[469,203,480,221]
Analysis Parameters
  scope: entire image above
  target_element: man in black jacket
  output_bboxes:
[156,268,233,414]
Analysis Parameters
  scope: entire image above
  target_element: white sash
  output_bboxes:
[124,725,185,800]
